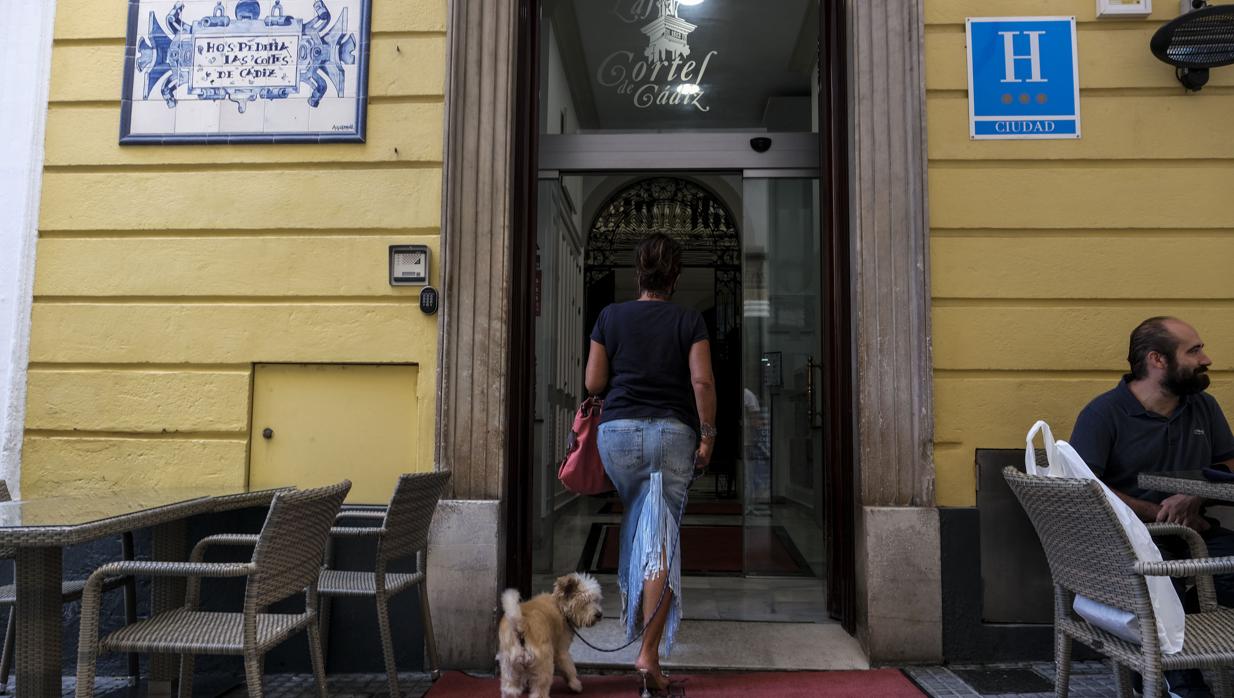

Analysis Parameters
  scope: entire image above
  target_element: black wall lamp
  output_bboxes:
[1151,0,1234,91]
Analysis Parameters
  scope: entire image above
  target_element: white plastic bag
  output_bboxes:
[1025,421,1185,655]
[1071,594,1141,644]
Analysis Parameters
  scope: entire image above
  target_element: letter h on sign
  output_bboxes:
[967,17,1080,140]
[999,31,1046,83]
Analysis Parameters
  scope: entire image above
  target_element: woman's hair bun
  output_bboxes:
[634,233,683,296]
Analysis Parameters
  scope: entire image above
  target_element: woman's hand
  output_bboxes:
[694,439,713,471]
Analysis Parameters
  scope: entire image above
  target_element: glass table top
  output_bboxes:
[0,484,291,529]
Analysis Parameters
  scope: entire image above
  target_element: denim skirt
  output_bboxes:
[597,417,696,655]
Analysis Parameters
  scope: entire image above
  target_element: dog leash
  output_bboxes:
[567,467,702,654]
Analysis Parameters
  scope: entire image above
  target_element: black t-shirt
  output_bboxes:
[590,300,710,433]
[1071,376,1234,503]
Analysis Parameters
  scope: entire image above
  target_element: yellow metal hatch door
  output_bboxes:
[249,364,420,504]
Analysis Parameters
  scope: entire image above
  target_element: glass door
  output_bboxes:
[741,174,825,598]
[531,172,587,578]
[525,0,842,642]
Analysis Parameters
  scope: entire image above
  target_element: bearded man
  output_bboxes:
[1072,316,1234,698]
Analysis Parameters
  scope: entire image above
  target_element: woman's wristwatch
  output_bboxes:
[699,422,717,441]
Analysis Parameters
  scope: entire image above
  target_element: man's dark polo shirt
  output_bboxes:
[1071,376,1234,503]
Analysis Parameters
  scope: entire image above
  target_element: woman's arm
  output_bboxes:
[585,340,609,396]
[689,339,716,469]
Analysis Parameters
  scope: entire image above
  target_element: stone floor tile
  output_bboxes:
[909,662,1122,698]
[56,663,1141,698]
[60,673,434,698]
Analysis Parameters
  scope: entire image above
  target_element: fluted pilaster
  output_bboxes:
[849,0,934,508]
[436,0,518,500]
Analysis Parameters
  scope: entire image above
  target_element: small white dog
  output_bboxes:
[497,572,604,697]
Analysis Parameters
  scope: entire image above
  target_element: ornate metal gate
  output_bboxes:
[585,177,741,348]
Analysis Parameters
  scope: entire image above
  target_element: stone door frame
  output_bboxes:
[434,0,937,664]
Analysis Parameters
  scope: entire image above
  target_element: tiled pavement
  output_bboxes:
[57,673,435,697]
[906,661,1116,697]
[53,663,1133,697]
[214,673,436,697]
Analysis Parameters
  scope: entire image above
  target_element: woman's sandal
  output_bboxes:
[638,669,686,697]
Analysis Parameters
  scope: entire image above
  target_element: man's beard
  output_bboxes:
[1164,359,1210,396]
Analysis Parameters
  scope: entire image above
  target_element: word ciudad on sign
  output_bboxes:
[965,16,1081,140]
[597,0,717,112]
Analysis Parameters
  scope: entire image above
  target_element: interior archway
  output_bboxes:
[584,176,742,496]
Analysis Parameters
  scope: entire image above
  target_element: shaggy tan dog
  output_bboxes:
[497,572,604,697]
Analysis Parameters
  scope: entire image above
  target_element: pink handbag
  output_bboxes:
[557,397,614,495]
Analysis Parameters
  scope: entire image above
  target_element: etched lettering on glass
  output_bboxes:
[598,0,716,112]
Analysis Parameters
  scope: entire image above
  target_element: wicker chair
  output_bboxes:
[73,480,351,698]
[318,471,451,696]
[1003,466,1234,698]
[0,481,138,692]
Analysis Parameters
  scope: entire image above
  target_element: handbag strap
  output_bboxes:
[580,396,603,418]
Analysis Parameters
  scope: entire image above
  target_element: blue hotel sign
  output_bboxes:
[966,17,1081,140]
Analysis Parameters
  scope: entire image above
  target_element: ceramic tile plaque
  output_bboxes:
[121,0,371,144]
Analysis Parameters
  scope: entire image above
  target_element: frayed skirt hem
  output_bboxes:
[617,470,684,656]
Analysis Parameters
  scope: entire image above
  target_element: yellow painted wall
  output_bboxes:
[24,0,447,498]
[928,2,1234,506]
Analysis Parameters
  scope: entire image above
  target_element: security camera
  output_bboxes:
[750,137,772,153]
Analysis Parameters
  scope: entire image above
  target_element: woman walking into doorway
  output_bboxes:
[585,233,717,695]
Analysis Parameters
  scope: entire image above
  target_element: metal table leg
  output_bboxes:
[14,547,61,698]
[148,520,188,696]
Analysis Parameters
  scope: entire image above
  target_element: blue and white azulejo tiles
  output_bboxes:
[120,0,372,144]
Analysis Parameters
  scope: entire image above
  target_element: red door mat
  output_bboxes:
[597,500,743,516]
[580,524,813,577]
[426,670,925,697]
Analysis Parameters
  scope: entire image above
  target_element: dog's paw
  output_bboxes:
[568,677,583,693]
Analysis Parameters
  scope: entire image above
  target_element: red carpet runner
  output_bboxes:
[426,670,924,696]
[588,524,811,576]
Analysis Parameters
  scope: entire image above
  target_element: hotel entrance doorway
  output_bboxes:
[510,0,860,664]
